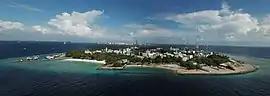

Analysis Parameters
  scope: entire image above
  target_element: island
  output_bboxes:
[64,46,258,75]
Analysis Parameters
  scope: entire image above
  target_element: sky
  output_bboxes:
[1,0,270,46]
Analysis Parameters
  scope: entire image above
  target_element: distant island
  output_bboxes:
[64,47,258,75]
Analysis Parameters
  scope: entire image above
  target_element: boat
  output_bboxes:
[16,55,40,62]
[33,55,39,60]
[26,57,33,60]
[53,54,59,57]
[46,56,54,59]
[64,41,71,44]
[60,53,65,57]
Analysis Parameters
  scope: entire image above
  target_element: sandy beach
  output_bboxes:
[62,59,106,64]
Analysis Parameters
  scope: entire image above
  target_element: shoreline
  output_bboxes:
[61,58,258,75]
[61,58,106,64]
[177,64,258,75]
[125,64,258,75]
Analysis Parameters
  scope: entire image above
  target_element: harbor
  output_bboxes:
[16,53,65,62]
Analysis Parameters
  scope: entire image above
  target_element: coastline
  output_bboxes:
[125,64,258,75]
[62,58,106,64]
[61,58,258,75]
[176,64,258,75]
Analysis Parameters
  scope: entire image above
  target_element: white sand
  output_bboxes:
[62,59,106,64]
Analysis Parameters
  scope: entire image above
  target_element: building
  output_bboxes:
[84,50,91,54]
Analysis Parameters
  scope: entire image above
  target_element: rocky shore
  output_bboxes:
[97,66,125,70]
[125,63,258,75]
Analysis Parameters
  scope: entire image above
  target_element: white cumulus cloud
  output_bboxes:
[32,25,49,34]
[3,4,270,46]
[259,15,270,36]
[165,2,261,41]
[0,20,24,32]
[48,10,104,38]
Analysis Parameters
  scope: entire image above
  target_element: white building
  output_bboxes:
[84,50,91,54]
[189,55,194,59]
[182,57,189,61]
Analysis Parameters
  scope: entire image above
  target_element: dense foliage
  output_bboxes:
[179,61,201,70]
[66,49,231,70]
[66,50,184,67]
[188,54,230,67]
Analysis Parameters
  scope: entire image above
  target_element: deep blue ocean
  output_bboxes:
[0,41,270,96]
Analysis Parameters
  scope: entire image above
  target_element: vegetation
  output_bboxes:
[66,49,231,70]
[188,54,230,67]
[179,61,201,70]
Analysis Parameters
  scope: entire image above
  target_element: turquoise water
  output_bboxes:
[1,57,173,75]
[1,54,266,75]
[0,55,270,96]
[0,55,266,76]
[2,41,270,96]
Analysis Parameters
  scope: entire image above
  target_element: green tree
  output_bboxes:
[153,56,162,64]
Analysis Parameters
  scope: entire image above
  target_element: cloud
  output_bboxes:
[122,24,191,44]
[2,4,270,46]
[165,2,262,42]
[32,25,49,34]
[0,10,121,43]
[0,20,24,32]
[8,3,43,12]
[259,15,270,36]
[48,10,105,38]
[125,24,174,38]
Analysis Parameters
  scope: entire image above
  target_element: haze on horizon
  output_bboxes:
[1,0,270,46]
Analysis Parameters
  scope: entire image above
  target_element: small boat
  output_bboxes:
[64,41,71,44]
[59,53,65,57]
[33,55,39,60]
[46,56,54,59]
[26,57,32,60]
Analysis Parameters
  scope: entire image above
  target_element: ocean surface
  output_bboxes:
[0,41,270,96]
